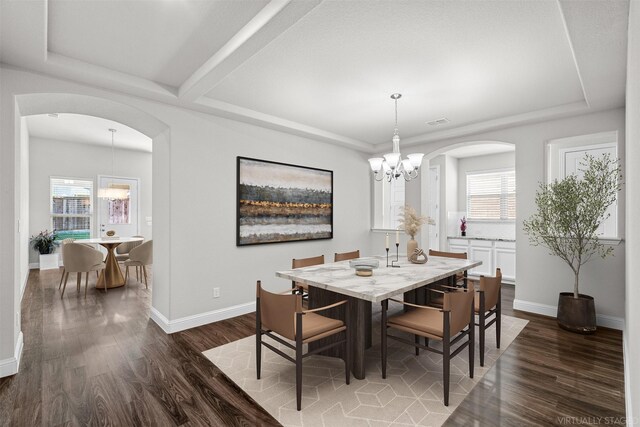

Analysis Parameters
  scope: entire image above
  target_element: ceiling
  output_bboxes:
[0,0,630,153]
[443,143,515,159]
[26,114,152,152]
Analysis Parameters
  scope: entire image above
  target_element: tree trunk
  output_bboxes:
[573,270,580,299]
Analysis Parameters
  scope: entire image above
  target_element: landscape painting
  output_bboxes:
[237,157,333,246]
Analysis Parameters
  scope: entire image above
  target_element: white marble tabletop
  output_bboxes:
[76,236,143,245]
[275,256,482,303]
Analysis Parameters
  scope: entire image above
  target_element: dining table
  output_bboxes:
[76,236,144,289]
[275,255,482,379]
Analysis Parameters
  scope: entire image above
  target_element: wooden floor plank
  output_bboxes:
[0,269,625,426]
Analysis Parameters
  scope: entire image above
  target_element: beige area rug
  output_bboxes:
[203,307,528,427]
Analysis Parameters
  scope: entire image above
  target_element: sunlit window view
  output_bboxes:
[50,178,93,240]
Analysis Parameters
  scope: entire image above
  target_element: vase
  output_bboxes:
[407,237,418,260]
[461,231,466,236]
[556,292,596,334]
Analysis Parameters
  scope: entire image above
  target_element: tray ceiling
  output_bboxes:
[0,0,629,152]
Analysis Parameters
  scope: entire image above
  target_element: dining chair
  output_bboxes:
[255,280,350,411]
[334,250,360,262]
[60,243,106,298]
[124,240,152,288]
[428,249,472,286]
[116,235,144,280]
[381,285,475,406]
[291,255,324,295]
[59,238,99,290]
[475,268,502,367]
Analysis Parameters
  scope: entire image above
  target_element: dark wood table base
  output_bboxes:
[308,287,372,379]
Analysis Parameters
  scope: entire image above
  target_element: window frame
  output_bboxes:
[50,176,94,240]
[465,168,516,222]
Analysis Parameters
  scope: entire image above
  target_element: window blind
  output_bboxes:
[466,170,515,220]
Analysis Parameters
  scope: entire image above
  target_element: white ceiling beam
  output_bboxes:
[195,96,375,153]
[179,0,321,102]
[373,101,590,152]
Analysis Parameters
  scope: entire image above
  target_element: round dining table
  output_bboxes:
[76,236,144,289]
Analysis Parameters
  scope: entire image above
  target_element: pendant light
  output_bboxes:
[98,128,129,200]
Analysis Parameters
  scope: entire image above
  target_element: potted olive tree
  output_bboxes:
[523,154,622,333]
[30,229,59,270]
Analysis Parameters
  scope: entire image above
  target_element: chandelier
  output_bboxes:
[98,128,129,200]
[368,93,424,182]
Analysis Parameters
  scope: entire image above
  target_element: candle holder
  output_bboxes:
[386,247,390,267]
[392,243,401,267]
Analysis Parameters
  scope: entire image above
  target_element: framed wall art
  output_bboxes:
[237,157,333,246]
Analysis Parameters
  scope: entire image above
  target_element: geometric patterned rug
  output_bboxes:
[203,306,528,427]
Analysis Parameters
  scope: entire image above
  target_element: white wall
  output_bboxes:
[410,108,626,326]
[456,151,516,240]
[19,118,29,295]
[27,137,152,264]
[624,0,639,422]
[0,67,373,359]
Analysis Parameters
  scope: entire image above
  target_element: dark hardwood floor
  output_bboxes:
[0,269,625,426]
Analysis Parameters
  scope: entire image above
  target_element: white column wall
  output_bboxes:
[624,0,639,422]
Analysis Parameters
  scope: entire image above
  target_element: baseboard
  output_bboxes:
[623,331,634,426]
[0,332,23,378]
[513,299,624,330]
[150,301,256,334]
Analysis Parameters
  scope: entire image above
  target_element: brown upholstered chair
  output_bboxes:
[381,286,475,406]
[475,268,502,367]
[255,280,350,411]
[61,243,105,298]
[334,250,360,262]
[291,255,324,294]
[124,240,152,288]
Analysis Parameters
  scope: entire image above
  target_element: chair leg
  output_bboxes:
[480,292,487,366]
[469,304,475,379]
[424,337,429,347]
[136,266,140,282]
[96,270,99,279]
[381,300,388,379]
[256,295,262,380]
[143,266,148,289]
[295,312,303,411]
[124,266,129,285]
[479,310,486,367]
[443,313,451,406]
[76,272,82,294]
[61,272,69,298]
[496,290,502,349]
[415,334,420,355]
[85,272,89,298]
[59,267,66,289]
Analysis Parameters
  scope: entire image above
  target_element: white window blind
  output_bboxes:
[466,170,515,220]
[50,178,93,240]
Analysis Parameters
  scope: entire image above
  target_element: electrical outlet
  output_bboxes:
[213,287,220,298]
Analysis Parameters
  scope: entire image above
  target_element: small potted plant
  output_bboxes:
[460,216,467,236]
[30,229,59,270]
[523,154,622,333]
[399,205,434,260]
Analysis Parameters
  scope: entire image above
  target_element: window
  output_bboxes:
[466,170,515,220]
[50,178,93,240]
[547,131,618,238]
[372,177,405,229]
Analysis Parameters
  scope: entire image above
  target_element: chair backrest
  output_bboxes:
[292,255,324,289]
[62,243,103,272]
[334,250,360,262]
[256,281,302,340]
[479,268,502,310]
[116,236,144,254]
[292,255,324,269]
[129,240,152,265]
[428,249,467,260]
[443,288,474,337]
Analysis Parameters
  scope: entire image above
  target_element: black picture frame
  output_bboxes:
[236,157,334,246]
